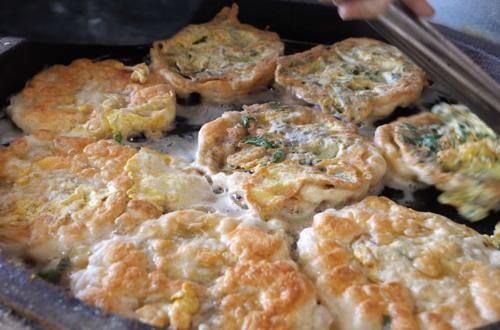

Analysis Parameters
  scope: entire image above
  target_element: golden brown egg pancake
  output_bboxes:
[298,196,500,330]
[0,132,214,263]
[275,38,426,123]
[150,4,284,103]
[71,209,332,329]
[375,103,499,221]
[7,59,176,139]
[197,103,386,220]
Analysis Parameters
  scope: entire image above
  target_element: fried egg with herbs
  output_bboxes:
[375,103,499,221]
[150,4,284,103]
[197,103,386,220]
[0,132,214,263]
[71,209,332,329]
[297,196,500,330]
[275,38,426,123]
[7,59,176,139]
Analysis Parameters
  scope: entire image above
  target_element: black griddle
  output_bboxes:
[0,0,499,329]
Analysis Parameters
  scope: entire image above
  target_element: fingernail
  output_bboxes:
[338,6,350,20]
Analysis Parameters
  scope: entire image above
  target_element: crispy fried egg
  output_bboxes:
[374,103,499,221]
[150,4,284,103]
[7,59,176,139]
[297,196,500,330]
[0,132,214,263]
[71,209,332,329]
[197,103,386,220]
[275,38,426,123]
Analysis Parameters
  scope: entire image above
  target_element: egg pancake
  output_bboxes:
[150,4,284,103]
[297,196,500,330]
[0,132,214,263]
[374,103,499,221]
[7,59,176,139]
[71,209,332,329]
[275,38,426,123]
[197,103,386,220]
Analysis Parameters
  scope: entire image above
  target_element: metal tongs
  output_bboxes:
[367,0,500,133]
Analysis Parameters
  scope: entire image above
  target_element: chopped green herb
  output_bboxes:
[268,101,282,109]
[299,158,314,166]
[416,133,440,153]
[241,114,256,128]
[383,315,392,330]
[229,29,239,41]
[401,123,417,131]
[400,123,442,154]
[192,35,208,45]
[365,70,382,81]
[37,257,70,284]
[428,124,442,131]
[113,132,123,144]
[271,150,287,163]
[242,136,277,148]
[399,133,414,145]
[456,124,469,141]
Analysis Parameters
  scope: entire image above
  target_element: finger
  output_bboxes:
[402,0,435,16]
[337,0,391,20]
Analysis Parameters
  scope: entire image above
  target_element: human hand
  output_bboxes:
[335,0,434,20]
